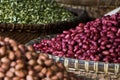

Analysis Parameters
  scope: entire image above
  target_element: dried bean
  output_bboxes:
[15,70,25,78]
[15,63,24,70]
[0,72,4,78]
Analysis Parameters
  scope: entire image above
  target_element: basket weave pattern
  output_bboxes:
[56,0,120,18]
[56,0,120,7]
[49,55,120,79]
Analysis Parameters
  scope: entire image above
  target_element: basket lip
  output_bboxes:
[25,34,120,66]
[0,13,88,33]
[56,0,119,7]
[0,15,80,26]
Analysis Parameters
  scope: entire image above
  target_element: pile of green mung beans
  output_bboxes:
[0,0,74,24]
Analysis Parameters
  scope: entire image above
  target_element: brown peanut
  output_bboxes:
[15,63,24,70]
[1,63,9,71]
[13,77,20,80]
[0,72,4,78]
[10,61,16,67]
[25,52,32,60]
[8,51,15,60]
[46,69,53,77]
[34,65,43,72]
[28,70,34,76]
[1,57,10,64]
[26,75,33,80]
[6,71,14,78]
[39,53,48,61]
[15,70,25,78]
[4,77,11,80]
[50,65,59,72]
[0,46,6,56]
[28,59,36,66]
[44,59,53,66]
[41,68,47,75]
[56,72,63,79]
[37,59,44,65]
[51,76,59,80]
[27,46,34,51]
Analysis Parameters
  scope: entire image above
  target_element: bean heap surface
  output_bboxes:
[0,0,74,24]
[0,37,77,80]
[34,13,120,63]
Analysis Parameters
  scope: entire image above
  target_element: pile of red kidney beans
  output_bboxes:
[33,13,120,63]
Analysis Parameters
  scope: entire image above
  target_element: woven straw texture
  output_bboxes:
[55,0,120,18]
[26,34,120,80]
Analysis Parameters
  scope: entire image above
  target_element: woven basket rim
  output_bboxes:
[56,0,120,7]
[1,15,78,25]
[0,11,89,33]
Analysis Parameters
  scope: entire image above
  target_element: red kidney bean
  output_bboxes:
[58,52,64,57]
[78,43,82,46]
[68,45,73,51]
[100,46,106,50]
[63,31,70,34]
[93,56,100,61]
[113,58,118,63]
[115,48,119,52]
[69,28,75,33]
[106,44,112,48]
[110,53,118,58]
[75,39,81,43]
[67,50,73,54]
[80,56,85,60]
[76,50,82,55]
[65,34,70,39]
[51,38,56,41]
[115,38,120,42]
[90,55,95,60]
[111,27,117,32]
[110,48,115,52]
[101,40,108,45]
[103,57,109,62]
[117,29,120,35]
[65,53,74,58]
[62,48,67,53]
[71,33,76,38]
[102,26,107,30]
[73,45,79,52]
[82,44,89,50]
[118,57,120,63]
[102,51,109,55]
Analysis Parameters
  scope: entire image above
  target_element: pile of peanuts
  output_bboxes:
[0,36,78,80]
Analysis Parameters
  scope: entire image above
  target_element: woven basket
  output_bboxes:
[55,0,120,18]
[26,34,120,80]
